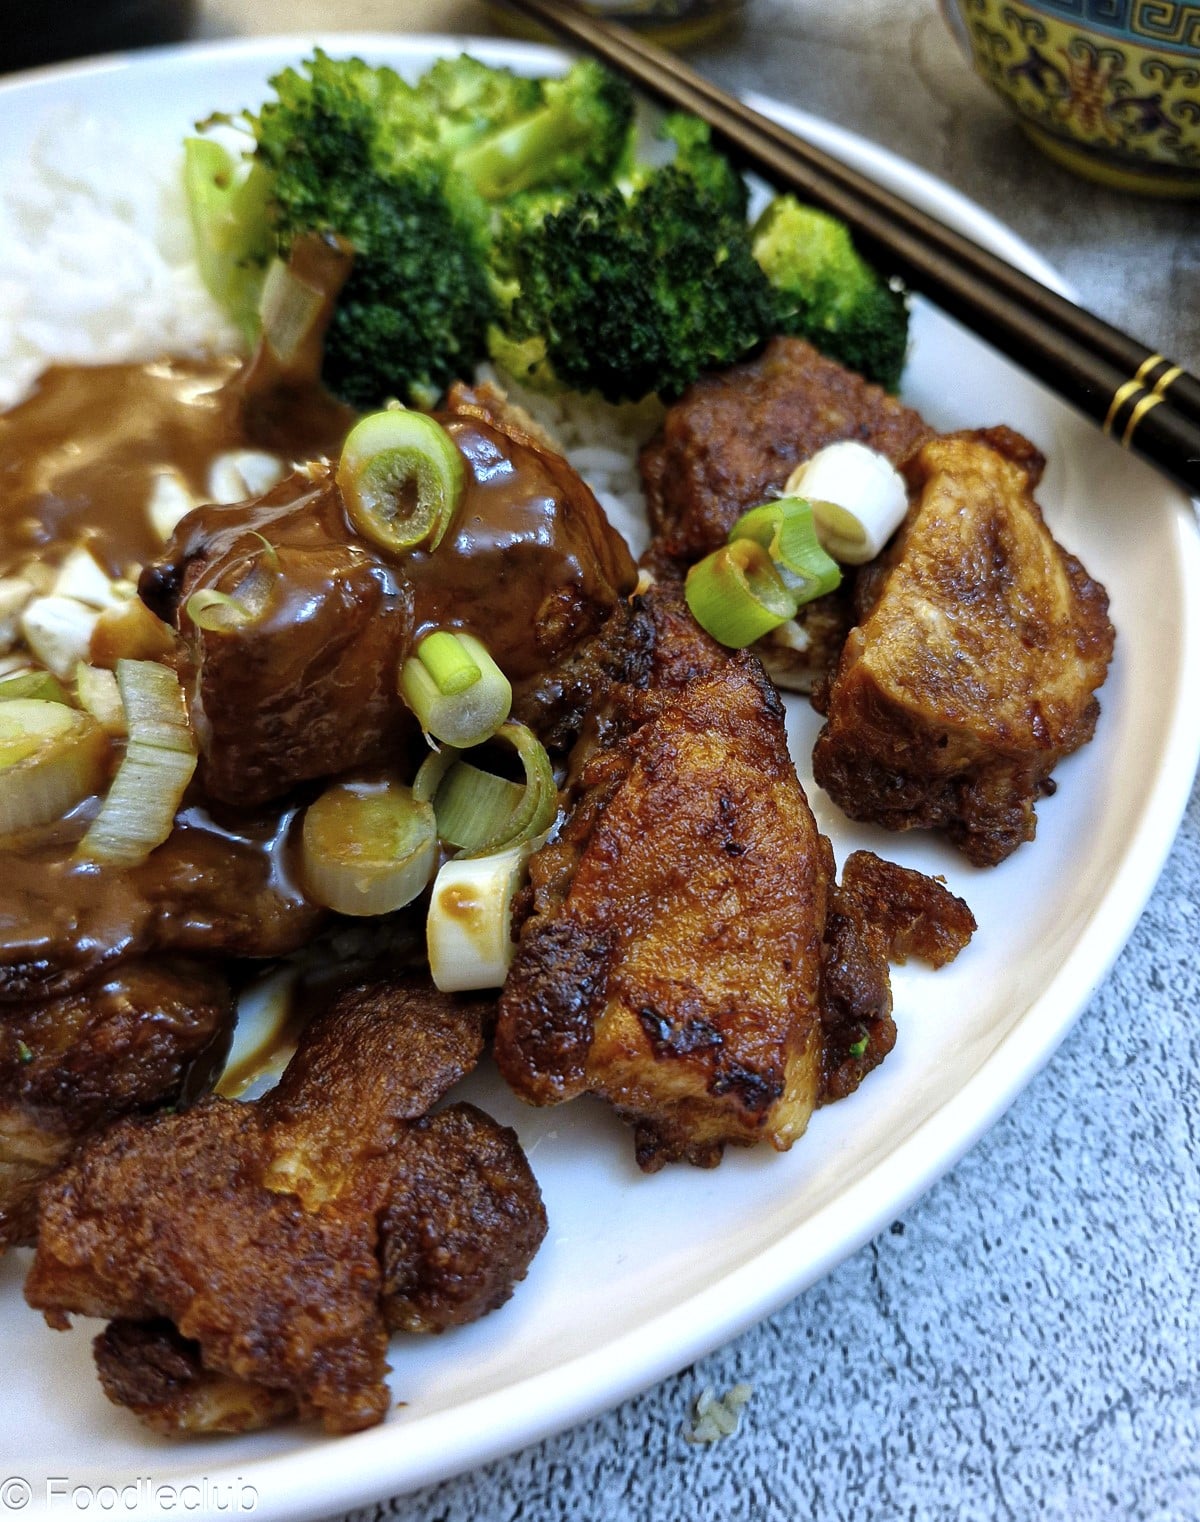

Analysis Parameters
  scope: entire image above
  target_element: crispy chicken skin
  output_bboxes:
[639,336,933,575]
[26,979,546,1435]
[496,585,974,1170]
[812,428,1115,866]
[0,959,233,1250]
[819,850,975,1103]
[497,586,828,1169]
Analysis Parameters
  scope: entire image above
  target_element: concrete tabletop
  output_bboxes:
[74,3,1200,1516]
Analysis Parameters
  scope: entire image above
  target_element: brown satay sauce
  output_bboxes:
[0,350,635,993]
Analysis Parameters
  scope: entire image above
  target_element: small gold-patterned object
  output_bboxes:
[942,0,1200,196]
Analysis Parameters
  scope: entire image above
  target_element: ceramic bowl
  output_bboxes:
[941,0,1200,196]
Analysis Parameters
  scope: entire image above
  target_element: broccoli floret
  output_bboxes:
[490,156,777,404]
[453,57,635,200]
[654,113,747,217]
[183,136,274,344]
[246,50,495,409]
[751,194,910,391]
[187,50,638,409]
[411,54,545,156]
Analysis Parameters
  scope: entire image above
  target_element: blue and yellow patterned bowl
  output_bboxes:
[941,0,1200,196]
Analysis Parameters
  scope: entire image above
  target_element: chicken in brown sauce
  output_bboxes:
[142,389,635,806]
[0,317,636,1267]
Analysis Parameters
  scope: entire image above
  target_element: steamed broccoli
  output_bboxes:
[453,58,635,199]
[187,50,635,409]
[187,50,909,412]
[488,119,776,404]
[751,194,910,391]
[239,51,493,408]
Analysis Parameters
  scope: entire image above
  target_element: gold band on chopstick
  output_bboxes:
[1103,354,1184,447]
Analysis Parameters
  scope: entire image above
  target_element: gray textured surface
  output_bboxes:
[132,2,1200,1515]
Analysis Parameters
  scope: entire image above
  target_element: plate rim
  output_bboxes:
[2,32,1198,1520]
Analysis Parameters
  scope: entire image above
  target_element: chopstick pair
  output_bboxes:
[495,0,1200,497]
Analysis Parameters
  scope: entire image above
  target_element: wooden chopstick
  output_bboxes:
[496,0,1200,497]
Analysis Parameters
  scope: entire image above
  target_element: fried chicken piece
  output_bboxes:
[0,959,233,1250]
[812,428,1115,866]
[639,336,933,574]
[26,980,546,1435]
[819,851,975,1103]
[496,586,975,1170]
[497,586,829,1171]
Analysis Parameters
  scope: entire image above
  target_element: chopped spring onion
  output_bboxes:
[414,720,557,858]
[185,540,278,635]
[400,631,512,749]
[426,844,534,993]
[415,630,482,696]
[147,470,198,546]
[0,669,68,705]
[207,451,286,507]
[185,585,267,635]
[214,965,300,1099]
[75,663,126,736]
[0,701,109,835]
[78,660,197,867]
[730,498,842,605]
[0,577,36,653]
[337,408,464,556]
[300,774,437,917]
[784,442,909,564]
[684,539,797,649]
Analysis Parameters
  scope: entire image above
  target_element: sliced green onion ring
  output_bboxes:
[338,408,465,556]
[0,701,109,835]
[300,774,437,917]
[414,720,557,859]
[784,442,909,564]
[184,555,276,635]
[78,660,197,867]
[730,497,843,605]
[415,630,482,696]
[426,843,534,993]
[685,539,797,649]
[400,630,512,749]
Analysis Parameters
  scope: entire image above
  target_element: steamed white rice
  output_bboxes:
[0,110,653,555]
[0,111,241,410]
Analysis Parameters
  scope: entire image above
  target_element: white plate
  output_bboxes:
[1,34,1198,1522]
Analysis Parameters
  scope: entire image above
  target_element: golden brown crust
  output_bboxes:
[0,959,233,1250]
[25,979,547,1435]
[497,585,829,1170]
[812,430,1115,866]
[819,851,976,1104]
[94,1319,300,1436]
[639,337,933,575]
